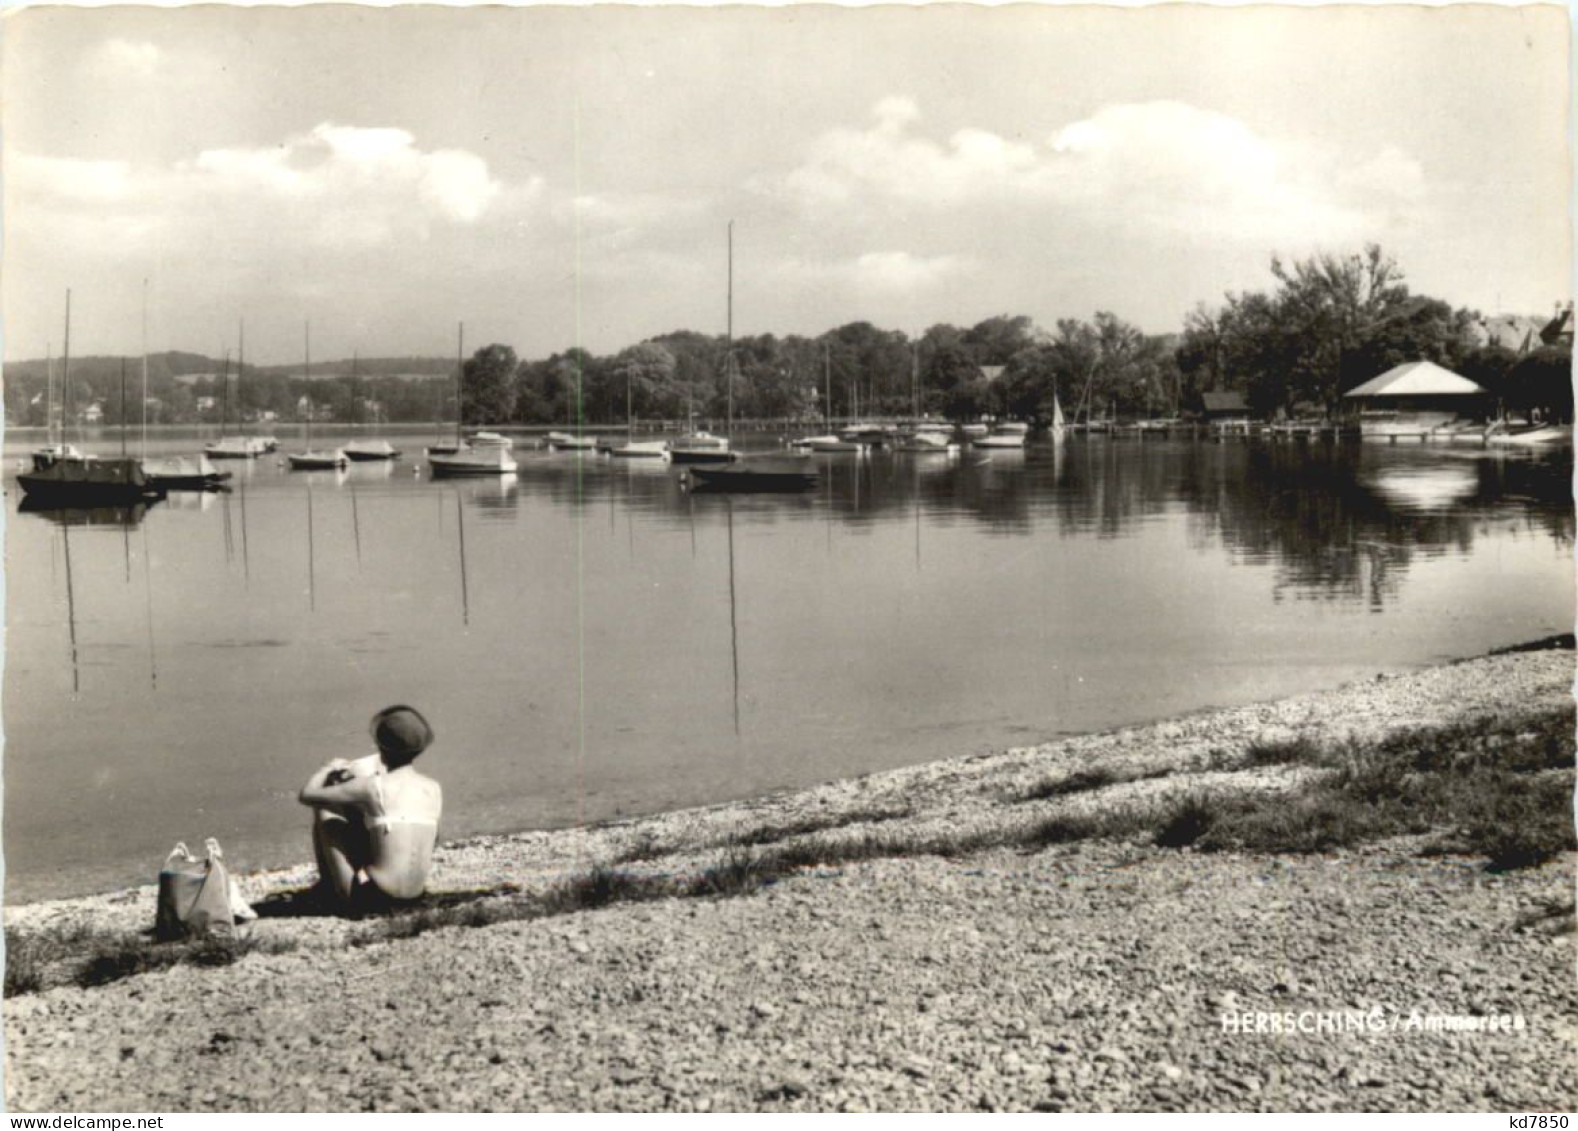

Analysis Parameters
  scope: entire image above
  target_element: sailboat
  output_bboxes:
[1049,391,1066,439]
[610,355,670,458]
[681,223,816,493]
[205,335,263,459]
[287,322,349,470]
[894,342,958,454]
[429,323,518,476]
[31,344,86,469]
[344,353,402,461]
[19,289,163,505]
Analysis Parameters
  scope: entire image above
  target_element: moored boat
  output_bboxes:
[144,453,232,491]
[609,439,670,459]
[344,438,402,461]
[804,434,866,453]
[18,456,164,505]
[684,456,818,492]
[974,422,1030,448]
[288,450,349,471]
[429,446,518,476]
[547,431,598,451]
[1484,421,1572,448]
[204,436,266,459]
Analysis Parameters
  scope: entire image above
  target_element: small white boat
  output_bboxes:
[609,439,670,459]
[205,436,265,460]
[974,422,1029,449]
[144,453,231,491]
[892,431,955,454]
[1484,422,1572,448]
[287,449,349,471]
[344,438,402,462]
[467,431,514,449]
[960,423,989,437]
[805,434,866,453]
[429,446,518,476]
[671,430,728,450]
[547,431,598,451]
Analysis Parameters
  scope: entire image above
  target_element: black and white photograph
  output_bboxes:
[1,1,1573,1114]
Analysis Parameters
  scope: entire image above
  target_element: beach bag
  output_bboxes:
[155,839,257,941]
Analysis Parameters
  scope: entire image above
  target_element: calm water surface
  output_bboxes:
[5,427,1572,900]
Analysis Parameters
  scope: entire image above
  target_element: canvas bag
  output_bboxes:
[155,838,257,941]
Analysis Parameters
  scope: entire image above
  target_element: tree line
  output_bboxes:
[6,245,1569,429]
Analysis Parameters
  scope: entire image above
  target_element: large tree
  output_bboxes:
[460,344,517,425]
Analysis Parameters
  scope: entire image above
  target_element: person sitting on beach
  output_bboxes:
[299,705,443,909]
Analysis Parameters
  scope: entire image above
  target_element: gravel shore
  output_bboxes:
[6,649,1574,1112]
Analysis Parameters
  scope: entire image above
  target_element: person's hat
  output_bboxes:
[371,705,433,760]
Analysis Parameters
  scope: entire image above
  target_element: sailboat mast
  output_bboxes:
[303,319,311,449]
[912,339,919,420]
[220,347,230,436]
[119,358,128,457]
[455,322,464,445]
[45,343,54,446]
[139,281,149,456]
[61,289,72,445]
[238,318,246,439]
[824,343,831,425]
[726,221,734,438]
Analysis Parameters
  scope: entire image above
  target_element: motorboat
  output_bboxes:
[803,434,866,453]
[1484,421,1572,448]
[892,430,956,454]
[429,446,519,476]
[467,431,514,449]
[344,438,402,461]
[609,439,670,459]
[547,431,598,451]
[204,436,267,459]
[973,422,1029,448]
[143,453,232,491]
[287,450,349,471]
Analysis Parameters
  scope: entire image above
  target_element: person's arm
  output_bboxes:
[299,759,375,810]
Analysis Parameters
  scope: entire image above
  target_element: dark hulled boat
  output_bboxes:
[684,456,818,493]
[18,457,165,506]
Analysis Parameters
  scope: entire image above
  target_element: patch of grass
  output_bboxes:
[1154,793,1226,848]
[1023,766,1120,801]
[1242,735,1325,767]
[733,804,914,848]
[74,931,296,990]
[1158,709,1576,869]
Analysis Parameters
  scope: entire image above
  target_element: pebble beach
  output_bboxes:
[5,648,1574,1112]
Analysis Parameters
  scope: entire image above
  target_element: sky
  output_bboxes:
[2,4,1570,365]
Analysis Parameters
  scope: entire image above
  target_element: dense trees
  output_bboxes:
[1172,243,1559,417]
[9,248,1562,428]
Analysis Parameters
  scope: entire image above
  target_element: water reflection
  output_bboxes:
[4,432,1573,901]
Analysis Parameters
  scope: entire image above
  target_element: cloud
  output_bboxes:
[11,122,519,266]
[774,251,971,291]
[769,96,1426,246]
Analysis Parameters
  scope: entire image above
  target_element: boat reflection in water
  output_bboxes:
[18,495,159,528]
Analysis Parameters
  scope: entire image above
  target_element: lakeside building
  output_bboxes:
[1343,360,1490,439]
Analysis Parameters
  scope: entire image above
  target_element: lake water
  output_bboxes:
[4,427,1572,901]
